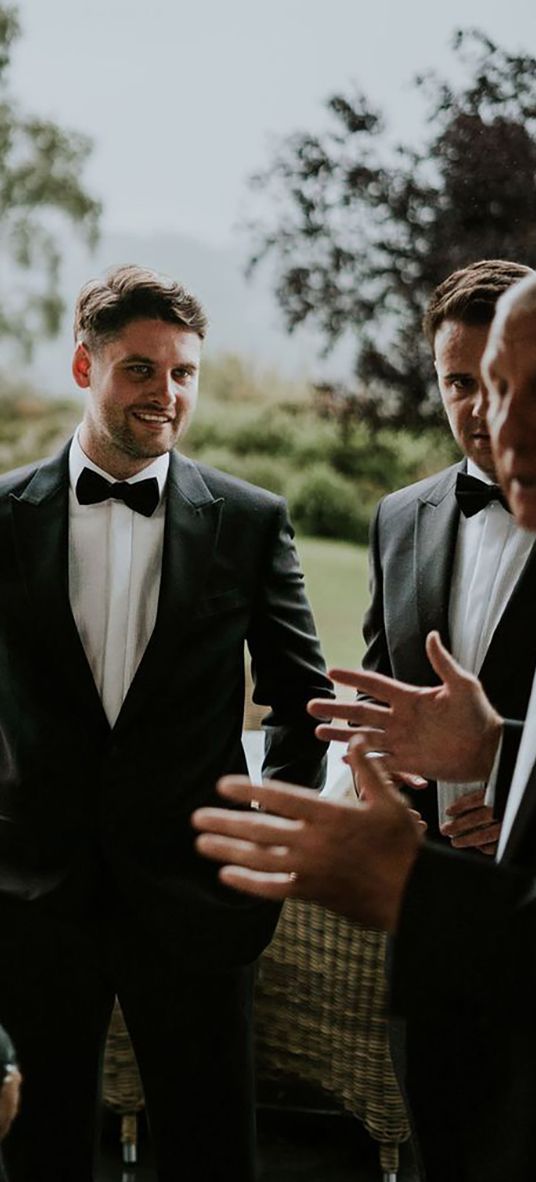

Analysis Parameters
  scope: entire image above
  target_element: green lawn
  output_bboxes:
[295,536,370,671]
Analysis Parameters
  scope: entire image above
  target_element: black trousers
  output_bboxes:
[0,892,257,1182]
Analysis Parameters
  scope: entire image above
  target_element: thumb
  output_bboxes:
[346,736,396,806]
[425,630,468,687]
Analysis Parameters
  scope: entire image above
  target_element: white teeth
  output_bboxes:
[135,413,170,422]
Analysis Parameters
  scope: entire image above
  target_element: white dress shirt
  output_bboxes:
[68,431,169,726]
[437,460,534,824]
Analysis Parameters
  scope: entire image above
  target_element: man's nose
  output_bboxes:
[151,372,176,405]
[472,383,488,418]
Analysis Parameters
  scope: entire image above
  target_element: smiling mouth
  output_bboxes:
[132,411,173,425]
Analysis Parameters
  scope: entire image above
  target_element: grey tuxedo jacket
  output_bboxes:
[0,441,332,967]
[362,460,536,834]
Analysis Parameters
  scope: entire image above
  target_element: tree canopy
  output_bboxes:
[246,29,536,427]
[0,3,101,355]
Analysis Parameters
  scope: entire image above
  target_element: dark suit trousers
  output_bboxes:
[0,890,256,1182]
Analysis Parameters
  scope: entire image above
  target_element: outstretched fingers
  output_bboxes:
[191,805,302,844]
[218,866,298,899]
[195,832,297,874]
[215,774,320,821]
[345,735,397,803]
[327,667,417,703]
[425,630,468,685]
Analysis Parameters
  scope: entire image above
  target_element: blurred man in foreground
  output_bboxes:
[193,273,536,1182]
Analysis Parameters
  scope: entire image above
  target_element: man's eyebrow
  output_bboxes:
[441,370,475,382]
[121,353,198,371]
[121,353,155,364]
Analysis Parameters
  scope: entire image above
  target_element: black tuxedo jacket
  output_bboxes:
[362,460,536,834]
[391,775,536,1182]
[0,442,331,967]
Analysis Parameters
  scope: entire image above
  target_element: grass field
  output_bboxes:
[295,536,370,671]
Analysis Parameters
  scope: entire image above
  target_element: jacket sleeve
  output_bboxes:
[391,842,536,1021]
[246,499,333,791]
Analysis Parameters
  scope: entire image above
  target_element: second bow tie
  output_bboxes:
[76,467,160,517]
[455,471,511,518]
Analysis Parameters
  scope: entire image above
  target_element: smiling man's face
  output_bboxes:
[434,318,496,477]
[482,301,536,531]
[73,317,201,479]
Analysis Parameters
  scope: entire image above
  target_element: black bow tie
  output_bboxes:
[76,467,160,517]
[455,472,511,518]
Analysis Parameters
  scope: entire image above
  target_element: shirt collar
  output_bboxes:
[69,428,170,503]
[466,458,496,485]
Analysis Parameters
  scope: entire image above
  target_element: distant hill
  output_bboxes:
[1,230,354,395]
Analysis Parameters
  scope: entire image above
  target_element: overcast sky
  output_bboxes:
[10,0,536,249]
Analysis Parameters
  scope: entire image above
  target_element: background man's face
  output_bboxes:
[434,319,496,478]
[483,309,536,531]
[73,317,201,474]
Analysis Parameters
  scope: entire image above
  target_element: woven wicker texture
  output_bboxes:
[102,1000,144,1116]
[254,898,410,1172]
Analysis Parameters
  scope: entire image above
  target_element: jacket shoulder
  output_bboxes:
[193,460,285,514]
[0,458,44,498]
[377,461,463,518]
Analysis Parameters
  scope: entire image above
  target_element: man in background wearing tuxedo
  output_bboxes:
[193,271,536,1181]
[357,258,535,849]
[0,264,331,1181]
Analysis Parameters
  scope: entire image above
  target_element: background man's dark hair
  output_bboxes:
[74,264,208,350]
[423,259,533,347]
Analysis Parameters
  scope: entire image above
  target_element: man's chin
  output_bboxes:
[467,443,497,480]
[509,482,536,532]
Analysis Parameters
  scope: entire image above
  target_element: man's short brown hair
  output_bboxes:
[74,264,208,349]
[423,259,532,347]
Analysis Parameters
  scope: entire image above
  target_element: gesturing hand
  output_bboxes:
[308,631,503,784]
[192,737,423,933]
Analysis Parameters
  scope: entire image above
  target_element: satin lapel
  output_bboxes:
[115,453,223,731]
[9,442,109,728]
[478,541,536,697]
[414,462,464,656]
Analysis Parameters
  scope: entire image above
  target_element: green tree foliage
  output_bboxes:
[246,29,536,427]
[0,4,101,354]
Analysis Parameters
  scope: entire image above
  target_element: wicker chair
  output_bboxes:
[102,1000,144,1166]
[103,670,410,1176]
[254,899,410,1180]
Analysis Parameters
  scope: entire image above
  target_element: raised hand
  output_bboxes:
[192,736,423,932]
[308,631,503,784]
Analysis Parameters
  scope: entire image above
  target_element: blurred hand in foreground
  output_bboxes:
[192,737,423,933]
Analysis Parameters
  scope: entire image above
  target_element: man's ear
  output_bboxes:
[72,342,91,389]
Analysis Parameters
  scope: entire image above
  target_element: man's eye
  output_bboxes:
[451,378,476,393]
[173,368,191,381]
[128,365,151,377]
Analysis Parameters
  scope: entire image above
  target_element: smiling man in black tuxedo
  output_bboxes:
[193,272,536,1182]
[0,264,331,1182]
